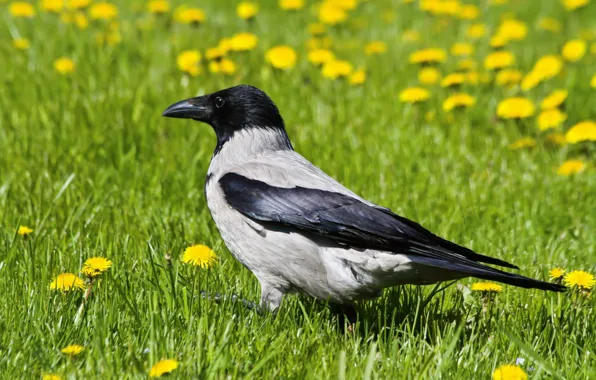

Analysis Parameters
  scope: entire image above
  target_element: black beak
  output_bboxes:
[162,96,211,121]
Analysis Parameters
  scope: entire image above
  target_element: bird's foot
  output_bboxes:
[329,303,358,332]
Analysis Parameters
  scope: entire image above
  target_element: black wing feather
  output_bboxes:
[219,173,564,292]
[220,173,510,265]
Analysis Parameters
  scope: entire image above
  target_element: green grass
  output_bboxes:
[1,0,595,378]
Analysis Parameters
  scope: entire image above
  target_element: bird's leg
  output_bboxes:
[329,303,358,328]
[259,283,285,313]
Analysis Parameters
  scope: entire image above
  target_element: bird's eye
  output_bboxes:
[215,97,225,108]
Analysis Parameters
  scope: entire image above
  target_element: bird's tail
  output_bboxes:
[412,256,566,292]
[473,270,566,292]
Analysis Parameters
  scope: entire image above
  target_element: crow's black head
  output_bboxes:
[163,85,286,146]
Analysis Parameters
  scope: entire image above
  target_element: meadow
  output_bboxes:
[1,0,596,378]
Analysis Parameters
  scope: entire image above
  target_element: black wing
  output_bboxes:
[219,173,564,292]
[220,172,514,266]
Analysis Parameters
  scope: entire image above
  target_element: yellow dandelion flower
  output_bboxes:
[565,121,596,143]
[13,38,30,50]
[182,244,217,268]
[174,7,205,24]
[327,0,358,11]
[425,110,436,122]
[218,38,233,55]
[89,2,118,20]
[497,19,528,41]
[50,273,85,291]
[265,46,297,70]
[440,73,465,87]
[230,32,258,52]
[319,2,347,25]
[364,41,387,56]
[208,61,220,74]
[496,69,523,86]
[148,0,169,14]
[308,23,326,35]
[421,0,459,15]
[465,71,488,85]
[42,374,63,380]
[442,93,475,112]
[349,69,366,85]
[74,12,88,28]
[9,2,36,17]
[508,137,536,150]
[81,257,112,278]
[557,159,586,176]
[418,67,440,85]
[41,0,64,13]
[592,73,596,88]
[68,11,89,25]
[321,59,353,79]
[409,48,447,64]
[17,225,33,236]
[280,0,304,10]
[399,87,430,103]
[457,59,477,71]
[54,57,75,74]
[459,4,479,20]
[471,282,503,292]
[402,29,420,42]
[237,2,258,20]
[541,89,568,110]
[564,270,595,290]
[104,30,121,46]
[206,47,225,61]
[61,344,84,356]
[218,59,237,75]
[466,23,486,39]
[538,17,561,32]
[493,364,528,380]
[533,55,563,79]
[307,49,335,65]
[418,0,434,11]
[546,132,567,145]
[497,97,535,119]
[149,359,180,378]
[68,0,91,9]
[484,51,515,70]
[562,0,590,11]
[450,42,473,57]
[549,268,566,280]
[520,71,543,91]
[537,109,567,131]
[306,37,333,50]
[489,34,508,49]
[562,39,587,62]
[176,50,201,76]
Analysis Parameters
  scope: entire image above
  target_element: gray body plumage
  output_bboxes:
[206,128,462,310]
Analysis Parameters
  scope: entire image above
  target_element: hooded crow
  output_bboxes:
[163,85,565,313]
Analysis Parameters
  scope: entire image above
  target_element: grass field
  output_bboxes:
[1,0,596,378]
